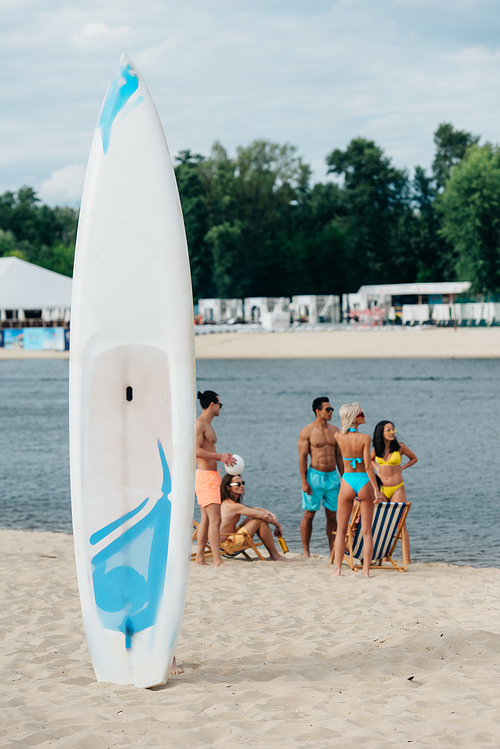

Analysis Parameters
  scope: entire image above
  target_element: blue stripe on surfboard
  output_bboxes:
[89,497,149,545]
[98,59,141,154]
[90,440,171,644]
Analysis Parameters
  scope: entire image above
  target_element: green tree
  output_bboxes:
[175,151,212,299]
[432,123,480,190]
[191,139,312,297]
[39,243,75,277]
[229,140,311,295]
[439,144,500,294]
[285,181,352,294]
[326,137,412,284]
[0,229,22,257]
[409,166,454,282]
[0,187,78,276]
[205,221,244,297]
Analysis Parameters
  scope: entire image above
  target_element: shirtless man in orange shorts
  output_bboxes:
[195,390,236,567]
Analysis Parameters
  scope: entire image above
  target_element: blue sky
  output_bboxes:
[1,0,499,205]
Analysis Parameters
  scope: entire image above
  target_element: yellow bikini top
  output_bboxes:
[375,450,401,466]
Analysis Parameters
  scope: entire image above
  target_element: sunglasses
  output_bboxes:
[324,407,334,413]
[358,411,365,418]
[218,402,223,408]
[230,481,245,487]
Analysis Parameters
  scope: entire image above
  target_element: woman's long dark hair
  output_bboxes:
[372,420,400,457]
[220,473,241,502]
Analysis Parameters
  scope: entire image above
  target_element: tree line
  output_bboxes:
[1,122,499,299]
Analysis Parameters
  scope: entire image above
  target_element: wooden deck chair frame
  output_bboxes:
[330,501,411,573]
[191,520,266,561]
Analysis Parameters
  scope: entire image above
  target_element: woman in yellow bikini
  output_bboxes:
[371,421,418,563]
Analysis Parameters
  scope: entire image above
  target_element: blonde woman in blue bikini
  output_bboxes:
[332,403,383,577]
[371,421,418,564]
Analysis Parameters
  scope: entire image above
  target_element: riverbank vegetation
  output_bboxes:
[1,123,499,299]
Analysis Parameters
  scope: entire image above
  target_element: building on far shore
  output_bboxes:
[0,257,72,350]
[341,282,500,326]
[197,298,244,324]
[243,297,289,323]
[290,295,340,325]
[197,295,342,328]
[0,257,72,327]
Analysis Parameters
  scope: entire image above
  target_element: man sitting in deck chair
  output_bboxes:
[331,501,411,572]
[219,473,289,561]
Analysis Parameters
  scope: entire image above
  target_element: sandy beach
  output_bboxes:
[0,326,499,361]
[2,529,499,748]
[0,349,69,360]
[195,326,500,359]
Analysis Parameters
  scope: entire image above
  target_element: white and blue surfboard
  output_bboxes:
[69,54,195,688]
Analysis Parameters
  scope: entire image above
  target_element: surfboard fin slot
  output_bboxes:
[126,386,133,401]
[125,618,134,649]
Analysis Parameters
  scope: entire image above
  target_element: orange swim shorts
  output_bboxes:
[195,470,221,507]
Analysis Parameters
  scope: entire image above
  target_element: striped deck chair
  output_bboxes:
[191,521,266,561]
[330,501,411,573]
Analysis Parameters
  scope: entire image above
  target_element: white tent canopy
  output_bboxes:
[357,282,470,296]
[0,257,72,310]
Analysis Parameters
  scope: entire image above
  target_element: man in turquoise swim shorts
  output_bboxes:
[298,396,343,557]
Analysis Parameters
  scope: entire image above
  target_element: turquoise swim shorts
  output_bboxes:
[302,467,341,512]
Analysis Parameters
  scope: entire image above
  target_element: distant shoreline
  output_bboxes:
[0,349,69,359]
[0,326,499,360]
[195,326,500,359]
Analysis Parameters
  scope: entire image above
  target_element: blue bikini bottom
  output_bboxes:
[342,472,370,496]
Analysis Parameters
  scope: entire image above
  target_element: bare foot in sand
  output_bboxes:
[194,557,209,566]
[169,657,183,676]
[268,554,290,562]
[331,569,341,577]
[214,560,227,568]
[302,551,311,558]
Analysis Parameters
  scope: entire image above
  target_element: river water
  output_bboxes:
[0,358,498,566]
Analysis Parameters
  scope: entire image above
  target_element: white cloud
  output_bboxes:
[2,0,500,201]
[449,45,500,65]
[39,165,86,206]
[72,22,131,50]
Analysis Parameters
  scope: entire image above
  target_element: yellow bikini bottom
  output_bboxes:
[381,481,404,500]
